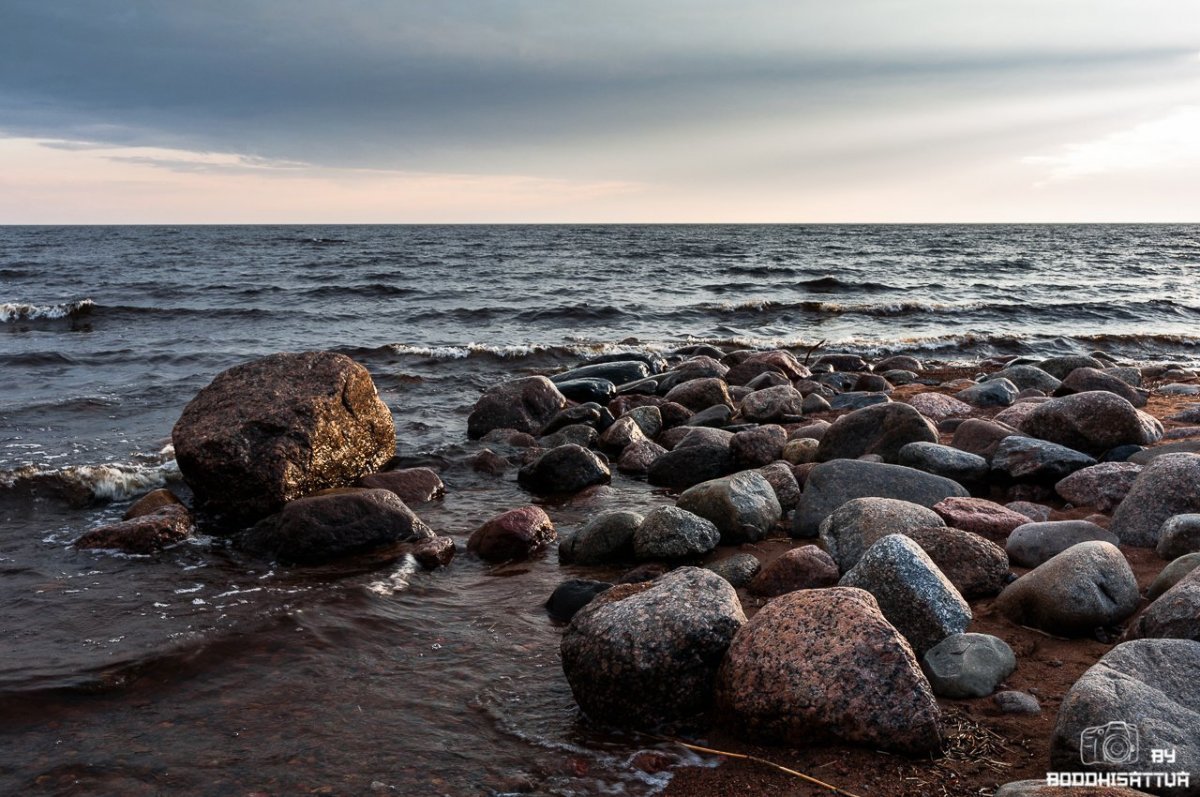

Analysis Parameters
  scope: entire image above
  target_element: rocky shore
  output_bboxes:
[73,345,1200,797]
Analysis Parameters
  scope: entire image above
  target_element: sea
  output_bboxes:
[2,224,1198,795]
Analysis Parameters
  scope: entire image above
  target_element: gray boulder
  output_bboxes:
[739,385,805,423]
[991,436,1097,482]
[897,442,989,484]
[1054,461,1142,513]
[1157,514,1200,561]
[818,496,945,572]
[1021,391,1164,456]
[646,442,731,490]
[1038,354,1104,380]
[758,461,801,510]
[1149,553,1200,600]
[951,418,1021,461]
[517,444,611,494]
[558,510,643,565]
[561,567,745,727]
[995,541,1140,636]
[676,470,782,544]
[1050,639,1200,794]
[1110,454,1200,547]
[828,392,890,410]
[633,506,721,560]
[793,460,968,538]
[840,534,971,656]
[616,440,667,475]
[993,691,1041,716]
[1125,568,1200,643]
[922,633,1016,698]
[816,402,938,463]
[1059,366,1149,408]
[984,365,1061,393]
[956,378,1018,408]
[705,553,762,588]
[1006,520,1120,568]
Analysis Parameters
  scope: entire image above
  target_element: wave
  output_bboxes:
[796,275,897,293]
[338,340,668,363]
[298,283,422,299]
[0,299,95,323]
[0,459,180,507]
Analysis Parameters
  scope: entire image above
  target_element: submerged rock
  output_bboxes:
[517,444,611,495]
[468,506,556,563]
[467,375,567,439]
[75,505,194,555]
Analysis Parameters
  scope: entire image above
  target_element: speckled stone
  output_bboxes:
[597,415,648,453]
[357,467,445,504]
[993,691,1041,715]
[816,402,939,464]
[1006,520,1120,569]
[676,470,782,545]
[468,505,556,563]
[757,461,801,510]
[1054,462,1142,513]
[985,365,1061,393]
[716,587,942,754]
[517,444,611,495]
[1157,514,1200,561]
[633,506,721,560]
[729,425,788,468]
[75,505,194,555]
[705,553,762,588]
[748,545,839,597]
[905,526,1010,598]
[906,393,974,421]
[991,436,1097,482]
[1022,391,1163,456]
[1110,454,1200,547]
[558,510,643,565]
[739,385,805,423]
[932,497,1030,541]
[957,378,1018,408]
[616,440,667,475]
[467,375,566,439]
[1148,552,1200,600]
[840,534,971,656]
[1124,567,1200,642]
[818,497,944,572]
[561,567,745,727]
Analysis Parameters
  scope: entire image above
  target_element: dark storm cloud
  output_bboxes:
[1,0,1196,177]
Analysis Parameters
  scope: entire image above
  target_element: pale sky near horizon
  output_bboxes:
[1,1,1199,223]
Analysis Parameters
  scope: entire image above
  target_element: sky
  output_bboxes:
[1,1,1198,223]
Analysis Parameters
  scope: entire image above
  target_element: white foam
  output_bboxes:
[0,298,94,323]
[1,458,181,501]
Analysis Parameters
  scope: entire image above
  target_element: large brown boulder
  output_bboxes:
[468,506,556,563]
[467,376,567,439]
[716,587,942,754]
[172,351,396,524]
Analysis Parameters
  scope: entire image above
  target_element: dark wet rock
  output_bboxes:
[173,351,397,523]
[646,442,731,490]
[906,525,1010,598]
[597,415,647,453]
[813,353,870,372]
[517,444,611,495]
[657,357,729,394]
[468,506,556,563]
[793,460,968,538]
[546,578,612,622]
[789,420,831,440]
[828,392,890,410]
[664,377,733,413]
[614,376,662,396]
[993,691,1041,715]
[853,373,892,393]
[409,535,455,569]
[906,393,974,422]
[1103,366,1142,387]
[729,425,787,468]
[585,352,667,374]
[956,378,1018,408]
[480,428,538,447]
[1129,440,1200,464]
[1054,462,1141,513]
[743,371,792,390]
[1157,514,1200,561]
[705,553,761,588]
[748,545,839,597]
[932,496,1030,541]
[882,369,919,386]
[608,394,666,418]
[950,418,1020,461]
[616,562,669,584]
[727,350,810,385]
[1124,568,1200,642]
[468,375,567,440]
[616,440,667,475]
[991,436,1097,482]
[542,402,609,435]
[75,505,194,555]
[922,633,1016,699]
[1110,454,1200,547]
[984,365,1061,393]
[1149,553,1200,600]
[551,361,650,387]
[1006,500,1052,522]
[539,423,599,450]
[840,534,971,656]
[676,471,782,544]
[995,541,1139,636]
[468,448,510,476]
[561,567,745,727]
[656,401,693,430]
[801,393,832,413]
[816,402,938,464]
[897,442,989,484]
[876,354,923,372]
[818,496,944,572]
[1037,354,1105,380]
[623,405,663,438]
[782,437,819,464]
[716,587,942,754]
[678,427,735,448]
[357,467,445,504]
[123,488,183,520]
[1022,391,1163,456]
[739,385,804,423]
[1058,367,1149,408]
[758,461,801,510]
[1050,639,1200,789]
[558,510,642,565]
[1006,520,1120,568]
[554,378,616,405]
[240,489,432,565]
[682,404,733,428]
[634,506,721,560]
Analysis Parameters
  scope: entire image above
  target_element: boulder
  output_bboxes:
[995,541,1140,636]
[173,351,397,523]
[1038,354,1104,380]
[991,436,1097,482]
[1149,553,1200,600]
[1054,462,1142,513]
[801,393,833,413]
[1050,639,1200,792]
[633,506,721,560]
[739,385,805,423]
[705,553,762,588]
[906,393,974,421]
[664,377,733,412]
[957,378,1018,408]
[1022,392,1163,456]
[817,497,944,572]
[748,545,839,597]
[75,505,194,555]
[597,415,648,453]
[840,534,971,655]
[1059,367,1149,408]
[561,567,745,727]
[716,587,942,754]
[1130,440,1200,465]
[816,403,937,464]
[616,440,667,475]
[676,471,782,544]
[467,506,556,563]
[467,375,567,439]
[551,361,649,386]
[546,578,612,622]
[1006,520,1120,569]
[793,460,968,538]
[1124,568,1200,643]
[240,489,432,565]
[758,461,801,510]
[122,488,183,520]
[984,365,1061,393]
[897,442,989,484]
[932,497,1031,541]
[357,467,445,504]
[657,356,729,393]
[729,425,787,468]
[558,510,643,565]
[906,526,1011,598]
[517,444,611,495]
[554,378,615,405]
[1157,514,1200,561]
[646,441,731,490]
[951,418,1020,461]
[1110,454,1200,547]
[922,633,1016,698]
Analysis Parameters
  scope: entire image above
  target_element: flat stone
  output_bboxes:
[985,365,1061,393]
[933,497,1031,541]
[1059,367,1148,408]
[897,442,989,484]
[75,505,194,555]
[905,392,975,421]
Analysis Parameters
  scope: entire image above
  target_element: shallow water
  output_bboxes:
[2,224,1198,794]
